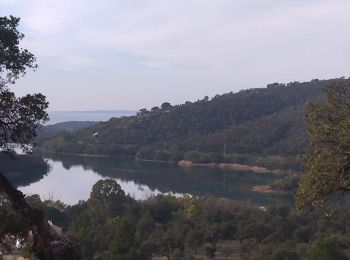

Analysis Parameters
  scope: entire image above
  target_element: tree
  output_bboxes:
[0,16,48,150]
[0,16,81,259]
[137,108,148,116]
[296,79,350,209]
[151,106,160,112]
[0,16,37,85]
[89,179,127,217]
[161,102,172,110]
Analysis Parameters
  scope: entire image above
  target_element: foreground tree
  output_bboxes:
[296,79,350,209]
[0,16,81,259]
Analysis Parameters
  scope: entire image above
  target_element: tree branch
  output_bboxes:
[0,171,82,260]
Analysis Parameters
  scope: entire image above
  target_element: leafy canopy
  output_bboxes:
[0,16,48,151]
[296,79,350,209]
[0,16,37,85]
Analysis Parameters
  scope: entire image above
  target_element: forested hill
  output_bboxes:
[38,121,96,139]
[40,79,329,169]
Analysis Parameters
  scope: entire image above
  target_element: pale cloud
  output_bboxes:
[1,0,350,109]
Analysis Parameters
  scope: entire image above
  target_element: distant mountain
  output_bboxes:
[40,79,330,169]
[48,110,136,124]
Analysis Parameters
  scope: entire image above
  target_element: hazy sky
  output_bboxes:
[1,0,350,110]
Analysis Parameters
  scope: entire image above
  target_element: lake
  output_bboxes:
[18,153,293,206]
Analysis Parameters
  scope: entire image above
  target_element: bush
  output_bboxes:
[309,238,349,260]
[183,151,210,163]
[205,245,216,257]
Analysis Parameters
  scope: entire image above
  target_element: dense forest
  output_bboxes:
[40,80,328,170]
[2,179,350,260]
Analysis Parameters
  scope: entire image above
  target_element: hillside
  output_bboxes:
[38,121,96,139]
[40,79,329,170]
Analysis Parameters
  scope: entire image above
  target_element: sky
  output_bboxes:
[1,0,350,111]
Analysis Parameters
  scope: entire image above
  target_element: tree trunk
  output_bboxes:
[0,172,82,260]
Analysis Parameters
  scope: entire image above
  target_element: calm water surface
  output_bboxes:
[18,153,293,205]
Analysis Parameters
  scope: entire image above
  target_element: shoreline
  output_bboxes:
[178,160,294,174]
[135,157,178,164]
[39,149,111,158]
[40,150,297,174]
[75,153,111,158]
[251,185,288,194]
[113,156,296,174]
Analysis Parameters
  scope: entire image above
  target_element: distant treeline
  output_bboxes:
[40,79,329,170]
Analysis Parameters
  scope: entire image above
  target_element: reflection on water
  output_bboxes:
[19,160,169,204]
[18,153,293,205]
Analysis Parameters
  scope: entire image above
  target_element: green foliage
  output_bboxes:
[297,79,350,209]
[147,196,181,224]
[205,245,216,257]
[309,238,349,260]
[269,248,300,260]
[293,225,314,243]
[90,179,126,202]
[59,180,350,259]
[0,16,37,85]
[0,196,27,239]
[0,16,48,151]
[67,180,136,259]
[103,218,137,260]
[183,151,212,163]
[2,179,345,259]
[273,174,300,192]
